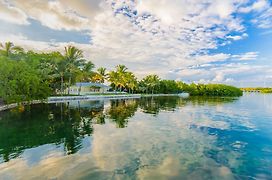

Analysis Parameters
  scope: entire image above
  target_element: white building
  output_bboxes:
[67,82,110,95]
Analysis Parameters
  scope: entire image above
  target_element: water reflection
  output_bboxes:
[0,94,272,179]
[106,99,138,128]
[0,102,97,162]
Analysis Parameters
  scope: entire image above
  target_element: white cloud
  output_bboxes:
[238,0,272,29]
[252,7,272,28]
[227,33,248,40]
[0,0,28,25]
[232,52,259,61]
[87,0,252,78]
[6,0,102,31]
[239,0,269,13]
[0,0,271,85]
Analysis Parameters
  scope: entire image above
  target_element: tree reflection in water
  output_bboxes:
[139,96,180,115]
[106,99,138,128]
[0,101,104,162]
[0,96,238,163]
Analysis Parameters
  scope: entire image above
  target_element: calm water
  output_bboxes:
[0,93,272,179]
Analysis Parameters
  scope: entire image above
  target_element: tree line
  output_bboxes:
[0,42,242,104]
[241,87,272,93]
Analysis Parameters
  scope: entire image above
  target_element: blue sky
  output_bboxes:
[0,0,271,87]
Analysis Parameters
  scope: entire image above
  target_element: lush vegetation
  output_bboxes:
[182,83,243,96]
[241,87,272,93]
[0,42,242,104]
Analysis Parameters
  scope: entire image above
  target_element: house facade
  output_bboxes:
[67,82,110,95]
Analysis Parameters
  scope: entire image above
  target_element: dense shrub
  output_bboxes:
[183,84,243,97]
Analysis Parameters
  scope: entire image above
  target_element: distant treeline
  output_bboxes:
[0,42,242,104]
[241,87,272,93]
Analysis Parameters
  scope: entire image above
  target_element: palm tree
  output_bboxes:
[108,71,119,92]
[116,65,128,74]
[77,61,95,95]
[142,75,160,94]
[108,65,137,93]
[0,42,24,57]
[92,67,107,83]
[63,46,85,94]
[83,61,95,72]
[64,45,84,62]
[97,67,107,83]
[125,72,137,93]
[116,65,128,91]
[82,61,95,81]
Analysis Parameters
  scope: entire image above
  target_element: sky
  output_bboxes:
[0,0,272,87]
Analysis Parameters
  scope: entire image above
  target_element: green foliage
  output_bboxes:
[0,41,243,104]
[92,67,107,83]
[159,80,181,94]
[183,84,243,97]
[0,41,24,57]
[139,75,160,94]
[0,58,51,103]
[241,87,272,93]
[108,65,138,93]
[137,76,242,97]
[0,42,96,103]
[261,89,272,93]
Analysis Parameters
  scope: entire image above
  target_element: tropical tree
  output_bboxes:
[108,71,119,91]
[77,61,95,95]
[63,46,85,94]
[125,72,138,93]
[0,58,51,103]
[81,61,95,82]
[107,65,139,93]
[159,80,180,94]
[116,65,128,91]
[92,67,107,83]
[97,67,107,83]
[116,64,128,74]
[0,42,24,57]
[108,65,129,92]
[36,52,64,94]
[141,75,161,94]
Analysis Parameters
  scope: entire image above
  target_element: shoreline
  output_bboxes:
[0,94,139,112]
[0,100,43,112]
[48,94,142,103]
[0,93,188,112]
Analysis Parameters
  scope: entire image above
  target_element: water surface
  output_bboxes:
[0,93,272,179]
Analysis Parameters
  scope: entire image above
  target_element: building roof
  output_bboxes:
[75,82,110,88]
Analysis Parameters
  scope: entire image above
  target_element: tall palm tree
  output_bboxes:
[116,64,128,74]
[64,46,84,62]
[92,67,107,83]
[83,61,95,73]
[97,67,107,83]
[116,65,128,91]
[80,61,95,82]
[125,72,137,93]
[108,71,119,91]
[142,75,160,94]
[0,42,24,57]
[63,46,85,94]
